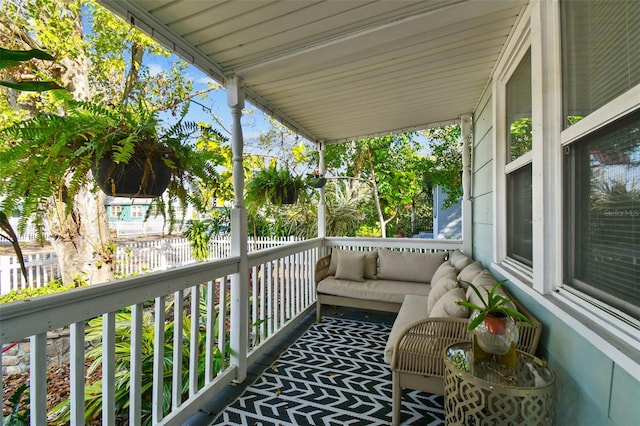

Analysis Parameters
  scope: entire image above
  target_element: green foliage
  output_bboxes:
[185,219,215,261]
[0,94,227,234]
[457,281,534,331]
[0,278,85,304]
[245,165,306,211]
[0,47,64,91]
[422,125,463,209]
[3,383,29,425]
[509,117,532,160]
[49,291,230,425]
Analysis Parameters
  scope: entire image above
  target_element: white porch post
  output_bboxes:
[460,114,473,255]
[227,75,249,382]
[317,141,326,240]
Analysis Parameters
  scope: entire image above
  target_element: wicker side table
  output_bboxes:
[443,342,555,425]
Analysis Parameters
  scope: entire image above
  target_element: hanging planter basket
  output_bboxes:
[272,185,299,205]
[94,155,171,198]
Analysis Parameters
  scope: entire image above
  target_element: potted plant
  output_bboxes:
[0,92,224,229]
[457,280,534,354]
[245,164,306,210]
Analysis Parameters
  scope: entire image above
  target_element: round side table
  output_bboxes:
[443,341,555,425]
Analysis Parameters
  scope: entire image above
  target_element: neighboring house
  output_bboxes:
[432,186,462,240]
[104,197,160,222]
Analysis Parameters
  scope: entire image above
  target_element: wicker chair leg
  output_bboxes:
[392,371,401,426]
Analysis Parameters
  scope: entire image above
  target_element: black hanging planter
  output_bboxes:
[272,186,299,205]
[94,155,171,198]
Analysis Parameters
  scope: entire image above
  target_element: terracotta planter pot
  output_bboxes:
[94,156,171,198]
[484,315,508,335]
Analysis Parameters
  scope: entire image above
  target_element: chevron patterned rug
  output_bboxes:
[211,316,444,425]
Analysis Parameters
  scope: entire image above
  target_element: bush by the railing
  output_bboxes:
[48,289,231,425]
[0,278,86,304]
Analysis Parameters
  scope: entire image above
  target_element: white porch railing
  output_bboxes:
[0,236,299,294]
[0,237,461,425]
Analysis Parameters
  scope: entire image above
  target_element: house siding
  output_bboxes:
[471,84,640,425]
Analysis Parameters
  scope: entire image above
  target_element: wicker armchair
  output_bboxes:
[390,293,541,425]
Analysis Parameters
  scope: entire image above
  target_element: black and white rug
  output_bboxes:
[211,317,444,425]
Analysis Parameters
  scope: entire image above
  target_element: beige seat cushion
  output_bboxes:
[384,294,429,364]
[377,249,447,283]
[317,277,432,304]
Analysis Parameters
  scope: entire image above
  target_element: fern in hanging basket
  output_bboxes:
[245,165,305,210]
[0,92,226,232]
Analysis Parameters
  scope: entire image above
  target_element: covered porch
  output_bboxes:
[2,1,640,425]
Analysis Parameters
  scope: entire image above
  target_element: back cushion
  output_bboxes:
[363,251,378,279]
[431,262,456,286]
[429,287,469,318]
[449,249,474,272]
[377,249,447,283]
[427,273,459,313]
[457,260,484,286]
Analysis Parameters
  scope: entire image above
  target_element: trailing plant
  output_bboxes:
[0,92,226,237]
[184,219,215,261]
[457,280,533,332]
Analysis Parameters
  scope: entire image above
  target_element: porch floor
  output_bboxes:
[186,307,445,425]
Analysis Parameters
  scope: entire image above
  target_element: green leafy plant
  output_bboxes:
[245,165,306,211]
[0,93,226,235]
[3,383,29,426]
[0,278,85,304]
[49,292,230,425]
[0,47,64,91]
[457,280,533,332]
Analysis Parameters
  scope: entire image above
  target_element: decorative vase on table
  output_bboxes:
[470,311,519,355]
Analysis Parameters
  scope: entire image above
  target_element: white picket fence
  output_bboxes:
[0,236,298,294]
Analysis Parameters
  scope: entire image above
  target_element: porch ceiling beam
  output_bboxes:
[233,0,471,74]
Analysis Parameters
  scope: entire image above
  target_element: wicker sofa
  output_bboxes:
[314,248,542,425]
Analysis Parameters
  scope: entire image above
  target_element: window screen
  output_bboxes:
[562,0,640,128]
[564,108,640,319]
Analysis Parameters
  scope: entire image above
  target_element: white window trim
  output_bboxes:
[492,0,640,377]
[493,6,533,278]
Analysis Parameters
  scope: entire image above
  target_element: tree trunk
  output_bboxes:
[47,5,114,284]
[366,145,387,238]
[47,181,114,285]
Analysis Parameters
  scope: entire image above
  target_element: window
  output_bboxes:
[110,205,122,218]
[564,109,640,321]
[131,205,144,218]
[562,0,640,322]
[562,0,640,128]
[505,50,533,267]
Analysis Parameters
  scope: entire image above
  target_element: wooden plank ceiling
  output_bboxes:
[99,0,527,143]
